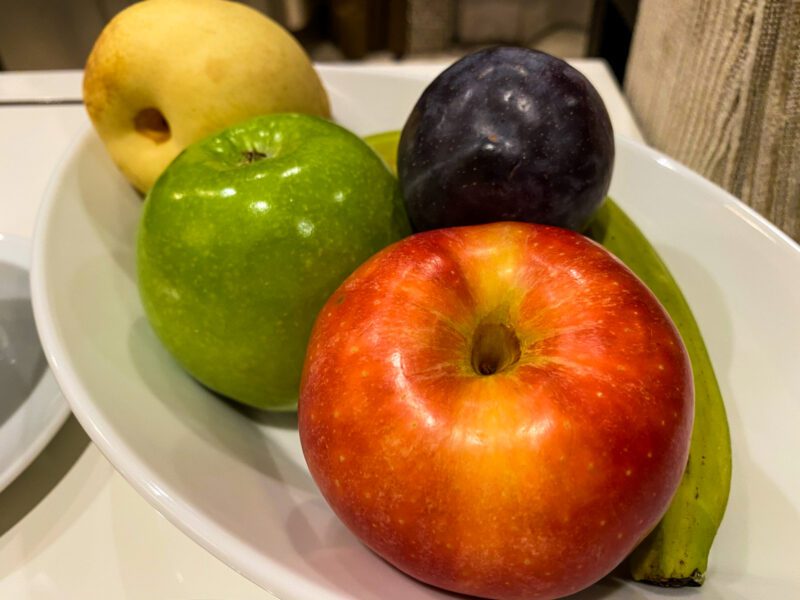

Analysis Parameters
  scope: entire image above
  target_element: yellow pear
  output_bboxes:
[83,0,330,193]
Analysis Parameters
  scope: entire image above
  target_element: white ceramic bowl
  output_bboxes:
[31,68,800,598]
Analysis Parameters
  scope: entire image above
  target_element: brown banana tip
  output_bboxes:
[636,569,705,588]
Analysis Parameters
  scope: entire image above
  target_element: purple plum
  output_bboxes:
[398,47,614,232]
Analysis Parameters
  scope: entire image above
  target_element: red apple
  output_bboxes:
[298,222,693,600]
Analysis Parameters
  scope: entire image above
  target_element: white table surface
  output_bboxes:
[0,61,643,599]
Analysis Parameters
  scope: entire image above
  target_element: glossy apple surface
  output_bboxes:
[84,0,330,193]
[398,47,614,232]
[138,114,410,410]
[299,222,692,599]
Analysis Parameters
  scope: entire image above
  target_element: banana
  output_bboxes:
[586,201,732,586]
[365,130,401,175]
[365,131,732,587]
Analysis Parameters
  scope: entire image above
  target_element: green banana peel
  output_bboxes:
[364,130,400,175]
[586,202,732,586]
[365,131,732,586]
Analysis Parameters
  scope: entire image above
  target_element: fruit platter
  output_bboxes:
[29,1,800,598]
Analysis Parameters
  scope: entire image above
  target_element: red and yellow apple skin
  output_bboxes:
[298,222,693,600]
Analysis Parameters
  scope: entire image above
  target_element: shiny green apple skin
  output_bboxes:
[138,114,411,410]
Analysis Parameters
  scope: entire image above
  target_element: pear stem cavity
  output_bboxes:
[134,108,170,143]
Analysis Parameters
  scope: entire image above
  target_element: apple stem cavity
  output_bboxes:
[241,149,269,164]
[133,108,170,143]
[471,322,521,376]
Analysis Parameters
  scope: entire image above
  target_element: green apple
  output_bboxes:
[137,113,410,410]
